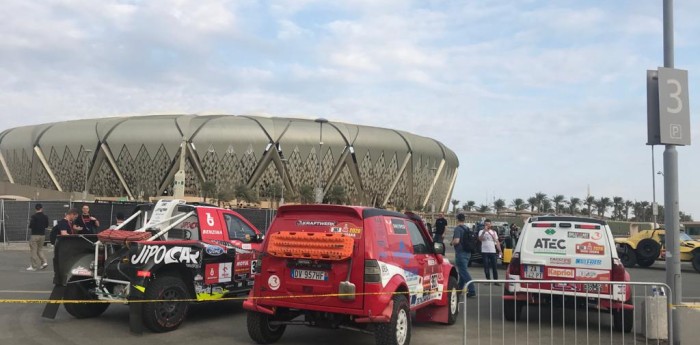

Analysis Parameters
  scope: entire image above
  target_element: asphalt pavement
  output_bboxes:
[1,244,698,345]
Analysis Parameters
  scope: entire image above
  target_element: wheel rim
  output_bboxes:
[156,288,183,322]
[396,308,408,345]
[450,288,458,315]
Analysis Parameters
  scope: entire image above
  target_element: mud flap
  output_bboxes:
[129,300,143,334]
[41,285,66,319]
[415,303,449,324]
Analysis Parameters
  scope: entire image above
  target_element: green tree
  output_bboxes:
[527,197,538,213]
[298,184,315,204]
[201,180,217,203]
[612,196,624,220]
[324,185,347,205]
[568,197,581,215]
[477,204,490,213]
[234,184,258,204]
[542,199,553,213]
[451,199,460,214]
[266,183,283,208]
[511,198,526,211]
[215,188,235,207]
[493,198,506,215]
[584,196,595,217]
[552,195,565,214]
[465,201,475,211]
[534,192,548,213]
[623,200,634,221]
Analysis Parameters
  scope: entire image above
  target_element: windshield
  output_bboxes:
[680,232,692,241]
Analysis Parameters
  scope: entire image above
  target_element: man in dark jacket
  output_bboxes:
[433,213,448,243]
[74,204,100,234]
[27,203,49,271]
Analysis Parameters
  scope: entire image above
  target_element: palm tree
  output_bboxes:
[527,197,538,213]
[511,198,526,211]
[623,200,634,221]
[569,197,581,215]
[639,201,650,221]
[298,184,315,204]
[451,199,460,214]
[584,196,595,217]
[201,180,217,203]
[596,197,612,217]
[612,196,624,220]
[465,201,475,212]
[542,199,553,213]
[493,199,506,215]
[477,204,490,213]
[552,195,565,214]
[534,192,548,213]
[324,185,347,204]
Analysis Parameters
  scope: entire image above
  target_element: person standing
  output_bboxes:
[433,213,448,243]
[108,212,126,229]
[479,219,502,285]
[27,203,49,271]
[451,213,476,297]
[56,209,79,236]
[74,204,100,234]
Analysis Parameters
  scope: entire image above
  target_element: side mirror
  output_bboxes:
[434,242,446,255]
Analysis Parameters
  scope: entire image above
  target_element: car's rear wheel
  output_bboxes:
[64,277,109,318]
[503,299,523,321]
[692,251,700,273]
[247,311,286,344]
[637,257,656,268]
[618,245,637,267]
[636,239,661,261]
[612,306,634,333]
[375,294,411,345]
[142,275,190,332]
[444,275,459,325]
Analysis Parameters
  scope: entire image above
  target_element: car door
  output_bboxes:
[196,207,236,293]
[221,211,258,283]
[404,219,443,308]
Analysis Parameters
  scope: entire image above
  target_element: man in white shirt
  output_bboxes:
[478,219,502,285]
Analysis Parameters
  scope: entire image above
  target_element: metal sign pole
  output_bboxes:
[662,1,681,345]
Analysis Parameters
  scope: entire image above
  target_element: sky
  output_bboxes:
[0,0,698,218]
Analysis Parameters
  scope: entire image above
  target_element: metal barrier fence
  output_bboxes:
[463,280,673,345]
[0,200,277,243]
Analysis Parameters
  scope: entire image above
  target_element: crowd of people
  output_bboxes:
[25,203,122,271]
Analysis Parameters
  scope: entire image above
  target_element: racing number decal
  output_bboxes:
[250,260,258,275]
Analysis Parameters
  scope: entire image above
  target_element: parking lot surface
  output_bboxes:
[1,245,698,345]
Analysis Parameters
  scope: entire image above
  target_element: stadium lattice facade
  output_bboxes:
[0,115,458,211]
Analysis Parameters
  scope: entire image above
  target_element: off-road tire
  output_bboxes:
[637,257,656,268]
[444,276,459,325]
[692,250,700,273]
[504,299,523,321]
[142,275,190,332]
[636,239,661,261]
[375,294,411,345]
[64,278,109,318]
[618,245,637,267]
[247,311,286,344]
[612,307,634,333]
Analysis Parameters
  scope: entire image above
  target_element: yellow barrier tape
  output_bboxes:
[0,289,452,304]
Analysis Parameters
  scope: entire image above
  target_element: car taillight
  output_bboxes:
[364,260,381,283]
[611,258,625,281]
[508,252,521,275]
[532,223,557,228]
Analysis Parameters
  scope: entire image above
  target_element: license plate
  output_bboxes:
[291,269,328,281]
[523,265,543,279]
[582,283,601,293]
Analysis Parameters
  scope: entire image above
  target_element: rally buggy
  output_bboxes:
[42,199,264,333]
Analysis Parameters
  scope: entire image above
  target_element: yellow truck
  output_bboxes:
[614,229,700,272]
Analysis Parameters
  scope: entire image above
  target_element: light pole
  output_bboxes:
[314,118,328,203]
[82,149,92,201]
[651,146,658,226]
[280,157,287,206]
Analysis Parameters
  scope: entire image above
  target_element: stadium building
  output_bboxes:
[0,115,458,211]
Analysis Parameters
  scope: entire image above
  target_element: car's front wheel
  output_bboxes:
[142,275,190,332]
[444,275,459,325]
[64,277,109,318]
[636,239,661,262]
[375,294,411,345]
[247,311,286,344]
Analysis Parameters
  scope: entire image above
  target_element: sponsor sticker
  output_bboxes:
[329,223,363,238]
[575,241,605,255]
[202,229,223,236]
[219,262,232,283]
[391,219,407,234]
[71,266,92,276]
[544,228,556,236]
[242,243,252,250]
[268,274,281,290]
[547,267,575,278]
[576,269,610,280]
[297,220,337,227]
[131,246,201,265]
[205,245,225,256]
[533,238,566,255]
[591,232,603,240]
[575,258,603,265]
[549,257,572,265]
[567,231,590,239]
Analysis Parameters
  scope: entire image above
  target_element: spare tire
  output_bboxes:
[636,239,661,260]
